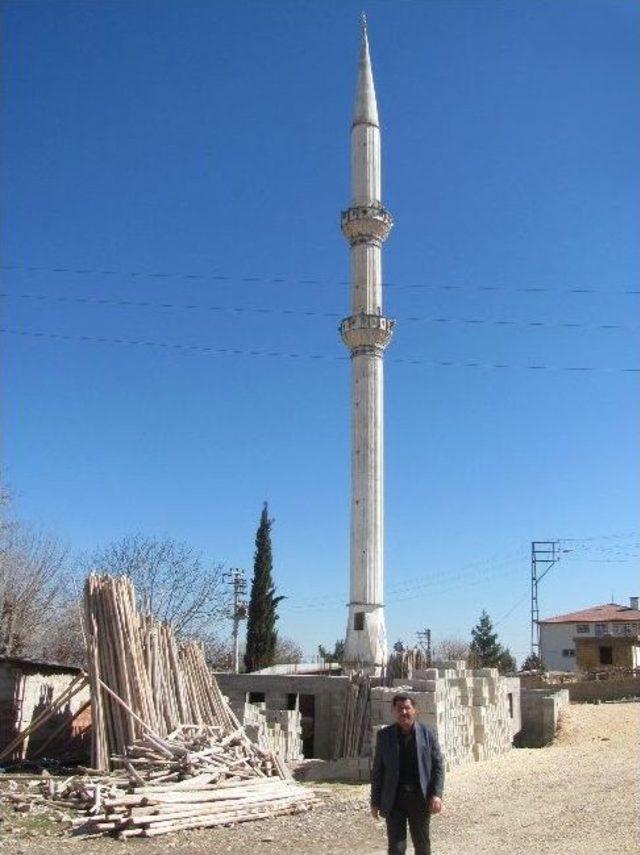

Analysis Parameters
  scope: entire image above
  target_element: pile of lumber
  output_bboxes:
[38,725,316,838]
[72,574,315,837]
[384,648,431,684]
[84,574,237,769]
[333,673,372,758]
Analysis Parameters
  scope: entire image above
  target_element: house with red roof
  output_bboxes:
[539,597,640,671]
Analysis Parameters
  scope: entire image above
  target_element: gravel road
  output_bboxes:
[2,701,638,854]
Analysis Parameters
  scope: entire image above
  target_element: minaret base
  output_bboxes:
[344,603,387,670]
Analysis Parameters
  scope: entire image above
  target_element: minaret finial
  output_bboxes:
[353,11,379,127]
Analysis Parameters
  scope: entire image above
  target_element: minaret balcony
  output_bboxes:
[341,204,393,245]
[340,312,395,353]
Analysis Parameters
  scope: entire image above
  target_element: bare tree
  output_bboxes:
[0,495,68,657]
[203,637,234,671]
[87,534,228,637]
[433,637,470,663]
[42,595,87,666]
[274,636,303,665]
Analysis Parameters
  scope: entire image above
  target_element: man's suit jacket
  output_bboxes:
[371,722,445,815]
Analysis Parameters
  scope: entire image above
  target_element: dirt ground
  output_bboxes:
[1,701,638,854]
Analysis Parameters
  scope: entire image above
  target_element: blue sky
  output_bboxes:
[2,0,638,663]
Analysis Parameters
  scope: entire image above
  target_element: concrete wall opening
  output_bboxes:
[299,694,315,757]
[248,691,265,704]
[354,612,364,631]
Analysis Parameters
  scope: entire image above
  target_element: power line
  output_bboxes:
[287,562,525,613]
[2,263,639,296]
[4,327,639,373]
[494,591,530,627]
[288,550,525,609]
[284,534,637,613]
[3,290,635,333]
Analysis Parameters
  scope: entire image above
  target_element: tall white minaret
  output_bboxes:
[341,15,394,668]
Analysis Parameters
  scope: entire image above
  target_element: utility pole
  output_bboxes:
[530,541,571,656]
[224,568,247,674]
[416,628,432,665]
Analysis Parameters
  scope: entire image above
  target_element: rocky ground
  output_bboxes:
[1,701,638,854]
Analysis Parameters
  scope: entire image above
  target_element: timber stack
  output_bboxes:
[333,672,372,758]
[54,574,316,838]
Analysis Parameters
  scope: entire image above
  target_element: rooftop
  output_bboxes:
[540,602,640,624]
[0,655,83,674]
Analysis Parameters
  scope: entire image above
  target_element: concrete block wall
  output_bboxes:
[295,755,371,783]
[240,702,303,762]
[520,687,570,747]
[567,677,640,703]
[370,662,521,771]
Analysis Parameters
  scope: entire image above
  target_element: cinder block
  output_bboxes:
[474,668,499,680]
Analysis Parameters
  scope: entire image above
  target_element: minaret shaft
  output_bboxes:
[351,124,381,206]
[340,19,394,668]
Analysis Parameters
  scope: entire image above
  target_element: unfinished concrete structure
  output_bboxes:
[519,686,570,748]
[216,672,351,760]
[341,15,394,668]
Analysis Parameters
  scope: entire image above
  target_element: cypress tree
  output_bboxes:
[244,503,284,672]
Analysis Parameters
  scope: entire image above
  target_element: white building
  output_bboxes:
[539,597,640,672]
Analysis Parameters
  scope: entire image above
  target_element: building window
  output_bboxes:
[354,611,365,631]
[622,624,632,636]
[561,649,576,657]
[248,692,265,704]
[576,624,590,634]
[595,623,608,637]
[507,693,514,719]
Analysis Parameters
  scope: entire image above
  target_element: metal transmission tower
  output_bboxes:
[530,541,570,655]
[224,568,247,673]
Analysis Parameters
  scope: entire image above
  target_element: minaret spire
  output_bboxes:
[353,13,379,128]
[340,18,394,669]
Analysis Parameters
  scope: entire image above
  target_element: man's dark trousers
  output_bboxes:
[385,786,431,855]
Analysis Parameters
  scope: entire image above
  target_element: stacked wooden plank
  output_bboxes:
[333,673,372,758]
[69,574,315,837]
[44,726,316,838]
[84,574,236,769]
[384,649,430,684]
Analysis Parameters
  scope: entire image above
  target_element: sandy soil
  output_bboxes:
[2,701,638,854]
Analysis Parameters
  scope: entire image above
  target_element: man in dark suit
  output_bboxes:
[371,692,445,855]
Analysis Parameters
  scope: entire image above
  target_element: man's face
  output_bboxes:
[393,699,416,729]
